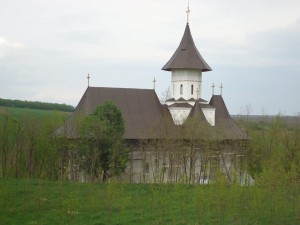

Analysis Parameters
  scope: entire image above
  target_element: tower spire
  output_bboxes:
[186,0,190,24]
[161,22,211,71]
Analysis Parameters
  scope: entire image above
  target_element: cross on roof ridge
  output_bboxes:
[186,0,190,24]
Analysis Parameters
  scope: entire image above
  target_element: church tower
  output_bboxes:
[162,23,211,100]
[162,4,213,125]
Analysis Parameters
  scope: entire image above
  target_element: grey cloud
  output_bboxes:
[247,20,300,64]
[1,1,299,115]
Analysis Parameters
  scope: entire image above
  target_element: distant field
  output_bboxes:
[0,106,71,122]
[232,114,300,125]
[0,178,298,225]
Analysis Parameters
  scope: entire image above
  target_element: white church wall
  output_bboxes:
[72,143,245,184]
[169,107,192,125]
[167,105,216,126]
[124,147,242,184]
[202,108,216,126]
[172,69,202,100]
[131,159,143,183]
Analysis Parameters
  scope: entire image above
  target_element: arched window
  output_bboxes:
[180,84,183,95]
[191,85,194,95]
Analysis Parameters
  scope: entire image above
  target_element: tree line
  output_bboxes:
[0,98,74,112]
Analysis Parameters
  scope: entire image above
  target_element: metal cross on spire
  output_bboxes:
[220,83,223,96]
[186,0,190,24]
[212,83,215,95]
[87,73,90,87]
[153,77,156,90]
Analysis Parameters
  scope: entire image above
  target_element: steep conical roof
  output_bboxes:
[162,23,212,72]
[209,95,230,119]
[184,100,213,140]
[188,100,208,122]
[209,95,247,140]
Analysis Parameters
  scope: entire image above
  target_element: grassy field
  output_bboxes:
[0,178,299,225]
[0,106,71,122]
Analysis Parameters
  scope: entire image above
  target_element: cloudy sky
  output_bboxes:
[0,0,299,115]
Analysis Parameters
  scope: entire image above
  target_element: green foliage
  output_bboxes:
[80,101,128,180]
[246,116,300,183]
[0,98,74,112]
[0,108,69,179]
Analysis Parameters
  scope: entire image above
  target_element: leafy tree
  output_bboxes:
[246,116,300,184]
[0,109,66,179]
[80,101,128,181]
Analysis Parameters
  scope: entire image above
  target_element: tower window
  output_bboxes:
[191,85,194,95]
[180,84,183,95]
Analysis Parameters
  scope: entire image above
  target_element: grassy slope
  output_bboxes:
[0,179,299,225]
[0,106,71,124]
[0,106,71,127]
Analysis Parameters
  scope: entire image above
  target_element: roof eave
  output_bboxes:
[162,67,212,72]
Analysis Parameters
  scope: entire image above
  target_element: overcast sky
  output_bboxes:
[0,0,299,115]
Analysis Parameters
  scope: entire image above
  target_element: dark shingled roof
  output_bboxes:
[56,88,247,141]
[169,103,193,108]
[187,97,208,102]
[209,95,247,140]
[187,98,196,101]
[188,100,208,123]
[198,98,208,103]
[166,98,176,102]
[176,97,187,101]
[56,87,172,140]
[162,24,212,72]
[199,103,214,109]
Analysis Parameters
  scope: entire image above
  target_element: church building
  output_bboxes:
[57,8,247,183]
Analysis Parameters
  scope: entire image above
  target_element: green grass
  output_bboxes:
[0,106,71,121]
[0,178,299,225]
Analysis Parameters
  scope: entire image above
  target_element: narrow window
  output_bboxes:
[180,84,183,95]
[191,85,194,95]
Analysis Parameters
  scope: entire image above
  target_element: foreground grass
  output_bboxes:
[0,179,299,225]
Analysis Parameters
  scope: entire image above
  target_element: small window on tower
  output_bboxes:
[191,85,194,95]
[180,84,183,95]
